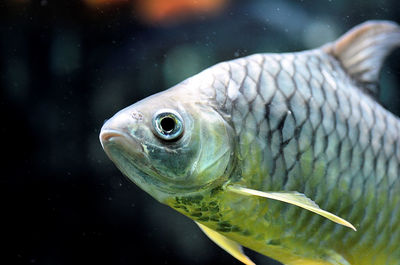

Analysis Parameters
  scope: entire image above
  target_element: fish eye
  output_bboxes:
[152,109,184,141]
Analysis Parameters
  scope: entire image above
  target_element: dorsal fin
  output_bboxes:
[323,20,400,97]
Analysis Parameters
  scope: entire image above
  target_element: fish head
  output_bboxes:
[100,84,235,203]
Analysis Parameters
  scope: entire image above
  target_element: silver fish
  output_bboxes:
[100,21,400,265]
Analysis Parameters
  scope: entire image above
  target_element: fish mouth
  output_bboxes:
[100,129,142,151]
[100,129,168,201]
[100,129,124,143]
[100,129,207,201]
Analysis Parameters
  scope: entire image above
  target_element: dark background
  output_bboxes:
[2,0,400,264]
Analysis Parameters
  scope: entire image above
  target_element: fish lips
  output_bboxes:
[100,129,162,196]
[100,129,143,155]
[100,129,198,201]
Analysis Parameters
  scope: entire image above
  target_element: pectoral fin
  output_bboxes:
[226,185,356,231]
[195,221,255,265]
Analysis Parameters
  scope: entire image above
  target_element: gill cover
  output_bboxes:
[144,103,235,191]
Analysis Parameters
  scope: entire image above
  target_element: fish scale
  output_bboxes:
[100,21,400,265]
[199,46,400,263]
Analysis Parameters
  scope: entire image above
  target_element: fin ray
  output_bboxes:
[227,185,356,231]
[196,222,256,265]
[323,20,400,97]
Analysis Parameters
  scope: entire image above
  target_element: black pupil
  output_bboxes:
[160,116,176,133]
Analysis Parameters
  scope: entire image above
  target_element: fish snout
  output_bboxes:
[99,127,145,159]
[99,109,144,150]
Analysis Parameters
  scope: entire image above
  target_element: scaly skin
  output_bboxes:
[164,49,400,265]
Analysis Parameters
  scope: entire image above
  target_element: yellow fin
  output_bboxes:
[195,221,256,265]
[226,185,356,231]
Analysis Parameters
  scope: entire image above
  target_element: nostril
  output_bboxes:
[131,111,144,122]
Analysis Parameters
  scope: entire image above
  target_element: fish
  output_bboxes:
[99,20,400,265]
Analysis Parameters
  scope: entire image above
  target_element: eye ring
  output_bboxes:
[152,109,184,141]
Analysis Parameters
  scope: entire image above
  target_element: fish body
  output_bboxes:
[100,21,400,265]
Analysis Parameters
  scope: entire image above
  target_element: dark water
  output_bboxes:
[2,1,400,265]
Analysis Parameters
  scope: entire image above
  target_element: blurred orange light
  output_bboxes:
[135,0,227,24]
[84,0,129,7]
